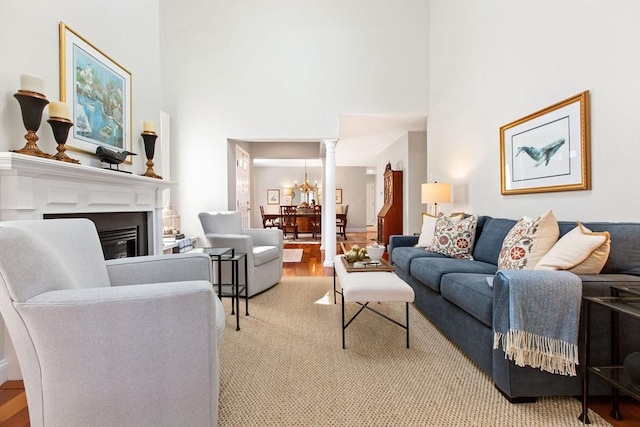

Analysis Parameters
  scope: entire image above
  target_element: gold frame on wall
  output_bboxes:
[267,189,280,205]
[500,91,590,195]
[59,22,133,163]
[335,188,343,204]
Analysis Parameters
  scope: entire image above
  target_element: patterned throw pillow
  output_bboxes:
[497,210,559,270]
[416,212,465,247]
[426,214,478,259]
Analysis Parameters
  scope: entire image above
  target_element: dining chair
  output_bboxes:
[337,204,349,239]
[259,205,280,229]
[311,204,322,240]
[280,205,299,239]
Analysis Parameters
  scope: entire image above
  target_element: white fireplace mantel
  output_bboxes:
[0,152,176,255]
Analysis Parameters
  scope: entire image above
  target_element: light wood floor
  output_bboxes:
[1,231,638,426]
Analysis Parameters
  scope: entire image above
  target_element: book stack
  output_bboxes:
[163,234,194,253]
[176,237,194,253]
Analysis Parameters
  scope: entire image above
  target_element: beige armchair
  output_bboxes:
[199,211,283,297]
[0,218,222,427]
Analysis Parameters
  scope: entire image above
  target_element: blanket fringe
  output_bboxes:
[493,330,579,376]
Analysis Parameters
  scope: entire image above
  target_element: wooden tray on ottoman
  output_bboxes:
[341,256,394,273]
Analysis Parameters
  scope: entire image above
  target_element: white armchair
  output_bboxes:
[199,211,283,297]
[0,218,222,427]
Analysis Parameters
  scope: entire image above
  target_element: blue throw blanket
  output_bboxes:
[493,269,582,376]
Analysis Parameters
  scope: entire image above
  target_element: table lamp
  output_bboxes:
[421,182,451,216]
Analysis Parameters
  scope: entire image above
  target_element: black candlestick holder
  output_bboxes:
[12,90,52,158]
[141,131,162,179]
[47,117,80,164]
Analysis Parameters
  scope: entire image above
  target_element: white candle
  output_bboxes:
[20,74,45,95]
[143,121,156,133]
[49,102,70,120]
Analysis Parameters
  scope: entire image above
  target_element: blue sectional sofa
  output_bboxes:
[389,216,640,402]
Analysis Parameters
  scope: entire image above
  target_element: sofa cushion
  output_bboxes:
[440,273,495,327]
[497,210,559,270]
[392,246,445,272]
[410,257,498,293]
[472,217,517,265]
[253,246,279,267]
[536,222,610,273]
[426,214,478,260]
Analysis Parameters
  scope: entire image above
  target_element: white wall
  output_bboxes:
[427,0,640,221]
[159,0,430,238]
[0,0,163,381]
[407,131,428,233]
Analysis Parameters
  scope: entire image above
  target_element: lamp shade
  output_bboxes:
[283,188,293,196]
[421,182,451,204]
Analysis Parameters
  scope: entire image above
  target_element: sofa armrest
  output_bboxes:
[17,282,218,426]
[106,252,211,286]
[388,235,419,258]
[243,228,283,247]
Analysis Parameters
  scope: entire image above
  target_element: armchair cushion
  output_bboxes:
[0,227,77,302]
[254,245,280,266]
[0,220,111,301]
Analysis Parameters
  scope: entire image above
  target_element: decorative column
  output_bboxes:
[323,139,338,266]
[319,157,326,251]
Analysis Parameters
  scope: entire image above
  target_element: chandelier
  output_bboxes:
[293,160,319,208]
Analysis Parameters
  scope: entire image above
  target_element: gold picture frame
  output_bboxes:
[335,188,343,204]
[500,91,590,195]
[267,189,280,205]
[59,22,133,162]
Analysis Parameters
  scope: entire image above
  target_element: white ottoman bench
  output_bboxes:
[333,254,415,349]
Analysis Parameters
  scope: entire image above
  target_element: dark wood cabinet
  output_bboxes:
[377,170,403,246]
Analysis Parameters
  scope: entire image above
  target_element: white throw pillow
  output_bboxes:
[497,210,559,270]
[536,222,610,271]
[416,212,465,247]
[416,213,439,247]
[569,223,611,274]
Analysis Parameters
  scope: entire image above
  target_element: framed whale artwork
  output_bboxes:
[500,91,590,195]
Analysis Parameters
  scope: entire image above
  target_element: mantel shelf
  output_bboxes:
[0,152,176,189]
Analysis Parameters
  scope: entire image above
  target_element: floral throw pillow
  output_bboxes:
[416,212,465,247]
[426,214,478,259]
[498,210,559,270]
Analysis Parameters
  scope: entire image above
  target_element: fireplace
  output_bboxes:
[43,212,149,259]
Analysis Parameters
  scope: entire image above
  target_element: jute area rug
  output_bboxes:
[217,277,610,427]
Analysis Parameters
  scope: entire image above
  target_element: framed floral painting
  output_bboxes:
[59,22,132,160]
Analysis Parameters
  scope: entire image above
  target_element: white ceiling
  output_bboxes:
[335,113,428,167]
[253,113,427,169]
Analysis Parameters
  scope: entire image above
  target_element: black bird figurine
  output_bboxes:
[96,146,137,173]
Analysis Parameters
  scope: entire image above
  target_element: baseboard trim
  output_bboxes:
[0,358,8,385]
